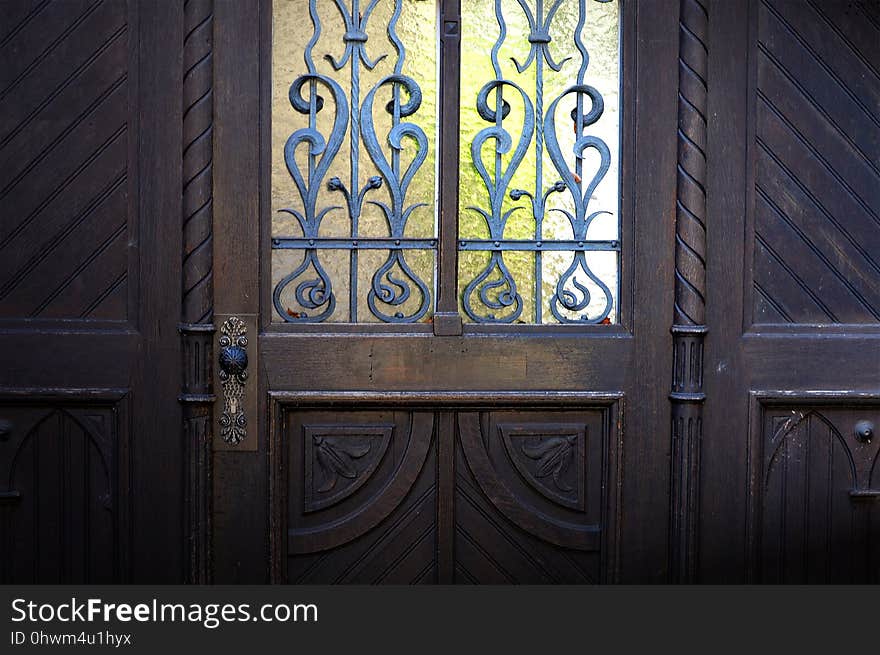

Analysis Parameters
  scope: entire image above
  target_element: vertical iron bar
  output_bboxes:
[534,0,544,324]
[350,0,361,322]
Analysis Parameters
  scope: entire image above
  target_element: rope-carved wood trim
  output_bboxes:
[670,0,708,584]
[180,0,215,584]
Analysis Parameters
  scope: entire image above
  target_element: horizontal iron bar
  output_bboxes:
[458,239,620,251]
[272,238,621,252]
[272,237,437,250]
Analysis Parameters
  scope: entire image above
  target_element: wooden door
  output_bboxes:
[0,1,184,582]
[702,0,880,583]
[210,0,677,584]
[4,0,875,587]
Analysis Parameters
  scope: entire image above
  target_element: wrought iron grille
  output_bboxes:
[458,0,619,324]
[271,0,619,325]
[271,0,437,323]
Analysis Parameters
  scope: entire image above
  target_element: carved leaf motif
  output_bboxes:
[521,436,576,492]
[314,437,372,493]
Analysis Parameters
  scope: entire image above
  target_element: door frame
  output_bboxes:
[202,0,685,583]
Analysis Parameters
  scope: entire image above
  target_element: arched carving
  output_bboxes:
[458,413,600,551]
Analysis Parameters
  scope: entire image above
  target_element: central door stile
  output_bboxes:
[437,411,456,583]
[435,0,463,336]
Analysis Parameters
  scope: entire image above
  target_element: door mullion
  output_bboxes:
[434,0,463,336]
[436,411,456,583]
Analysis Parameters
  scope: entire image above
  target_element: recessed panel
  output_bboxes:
[748,400,880,583]
[751,0,880,325]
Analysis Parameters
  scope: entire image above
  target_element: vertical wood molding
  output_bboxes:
[669,0,708,584]
[180,0,215,584]
[436,411,455,583]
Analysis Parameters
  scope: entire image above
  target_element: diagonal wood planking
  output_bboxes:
[753,0,880,325]
[0,0,130,321]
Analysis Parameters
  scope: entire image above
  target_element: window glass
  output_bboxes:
[270,0,620,326]
[458,0,620,324]
[271,0,437,323]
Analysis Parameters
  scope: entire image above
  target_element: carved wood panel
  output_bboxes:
[0,396,130,583]
[280,410,436,584]
[751,0,880,324]
[455,410,617,583]
[271,401,621,584]
[0,0,134,322]
[748,401,880,583]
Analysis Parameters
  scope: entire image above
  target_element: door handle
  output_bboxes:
[218,316,248,445]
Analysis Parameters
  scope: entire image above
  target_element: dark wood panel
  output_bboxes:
[0,0,131,322]
[278,409,437,584]
[211,0,264,584]
[703,0,880,584]
[743,334,880,390]
[0,1,50,46]
[620,0,676,583]
[747,401,880,583]
[261,333,632,391]
[0,0,185,583]
[454,409,619,583]
[0,394,130,583]
[271,400,620,584]
[752,0,880,325]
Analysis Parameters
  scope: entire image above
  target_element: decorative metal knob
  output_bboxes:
[854,420,874,443]
[219,344,248,377]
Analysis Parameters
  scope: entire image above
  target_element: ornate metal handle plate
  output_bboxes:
[218,316,248,445]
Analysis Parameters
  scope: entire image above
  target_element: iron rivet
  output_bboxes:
[308,239,315,246]
[855,420,875,442]
[395,239,401,246]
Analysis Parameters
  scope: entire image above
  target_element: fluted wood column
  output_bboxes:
[670,0,708,584]
[180,0,214,584]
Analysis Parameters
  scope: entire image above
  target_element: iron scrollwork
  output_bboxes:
[272,0,434,323]
[218,316,248,445]
[461,0,618,324]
